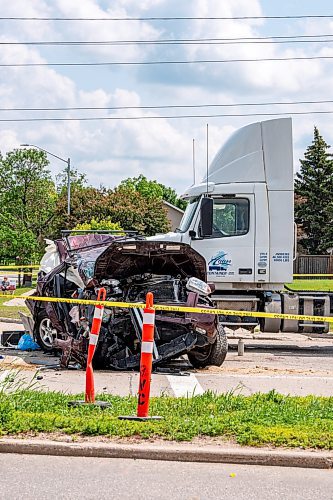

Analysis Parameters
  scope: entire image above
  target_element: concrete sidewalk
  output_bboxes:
[2,289,35,307]
[0,321,25,332]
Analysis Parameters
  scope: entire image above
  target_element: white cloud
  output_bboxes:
[0,129,21,152]
[1,0,333,196]
[53,0,162,60]
[0,0,54,39]
[116,0,165,9]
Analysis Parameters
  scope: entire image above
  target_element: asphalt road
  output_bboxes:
[2,327,333,397]
[12,363,333,397]
[2,349,333,397]
[0,454,332,500]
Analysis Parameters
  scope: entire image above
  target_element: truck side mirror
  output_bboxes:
[200,197,213,237]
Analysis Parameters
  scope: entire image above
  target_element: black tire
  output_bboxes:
[188,324,228,368]
[34,311,59,352]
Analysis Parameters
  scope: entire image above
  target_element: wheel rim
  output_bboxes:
[39,318,57,348]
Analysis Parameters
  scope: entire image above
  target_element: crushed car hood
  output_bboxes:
[94,240,206,282]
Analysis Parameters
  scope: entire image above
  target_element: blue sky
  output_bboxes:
[1,0,333,193]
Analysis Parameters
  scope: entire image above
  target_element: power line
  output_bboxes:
[2,99,333,112]
[2,55,333,67]
[2,35,333,46]
[2,110,333,122]
[1,15,333,21]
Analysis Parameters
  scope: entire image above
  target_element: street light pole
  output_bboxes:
[20,144,71,216]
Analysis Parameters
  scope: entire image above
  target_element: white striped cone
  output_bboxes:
[85,287,106,404]
[137,294,155,418]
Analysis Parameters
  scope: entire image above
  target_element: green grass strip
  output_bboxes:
[285,279,333,292]
[0,287,32,319]
[0,390,333,448]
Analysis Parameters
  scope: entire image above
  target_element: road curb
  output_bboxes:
[0,439,332,469]
[0,317,23,324]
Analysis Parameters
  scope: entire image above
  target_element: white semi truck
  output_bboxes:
[151,117,332,333]
[30,117,332,366]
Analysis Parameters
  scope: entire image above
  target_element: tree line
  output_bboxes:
[0,148,185,263]
[0,126,332,264]
[295,127,333,255]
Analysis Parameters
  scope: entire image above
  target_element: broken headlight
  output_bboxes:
[186,277,211,297]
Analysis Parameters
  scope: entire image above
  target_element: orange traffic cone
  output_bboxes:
[119,292,162,421]
[85,287,107,403]
[69,287,110,408]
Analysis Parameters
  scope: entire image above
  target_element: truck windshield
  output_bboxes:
[176,197,199,232]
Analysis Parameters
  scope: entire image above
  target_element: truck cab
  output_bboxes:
[150,118,331,333]
[154,118,294,292]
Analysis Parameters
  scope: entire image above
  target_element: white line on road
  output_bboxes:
[167,373,204,397]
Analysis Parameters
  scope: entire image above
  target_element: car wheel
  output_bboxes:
[34,312,58,352]
[187,324,228,368]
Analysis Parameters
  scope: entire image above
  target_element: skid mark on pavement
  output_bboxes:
[167,373,204,397]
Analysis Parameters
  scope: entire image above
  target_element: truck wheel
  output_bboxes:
[188,324,228,368]
[34,311,58,352]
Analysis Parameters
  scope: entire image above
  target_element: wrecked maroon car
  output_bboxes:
[26,233,227,370]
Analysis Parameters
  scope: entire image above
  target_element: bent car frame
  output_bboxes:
[27,233,228,370]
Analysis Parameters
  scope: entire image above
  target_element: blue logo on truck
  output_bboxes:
[208,251,232,272]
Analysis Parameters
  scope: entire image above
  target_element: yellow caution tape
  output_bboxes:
[2,268,332,275]
[0,293,146,310]
[0,265,39,270]
[1,268,332,275]
[0,272,38,276]
[0,293,332,324]
[293,274,333,277]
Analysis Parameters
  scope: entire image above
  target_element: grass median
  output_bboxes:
[0,287,31,319]
[286,279,333,292]
[0,387,332,449]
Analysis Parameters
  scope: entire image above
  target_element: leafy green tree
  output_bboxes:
[106,185,170,236]
[55,167,87,195]
[119,174,187,210]
[52,168,109,235]
[74,218,123,232]
[295,127,333,254]
[54,172,170,238]
[0,149,57,262]
[0,227,40,263]
[0,152,179,260]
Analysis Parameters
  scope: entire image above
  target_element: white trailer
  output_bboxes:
[150,118,331,333]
